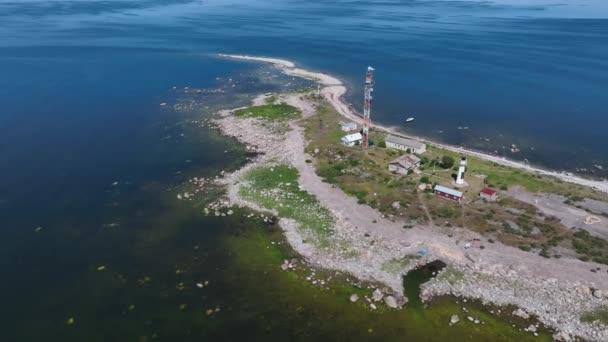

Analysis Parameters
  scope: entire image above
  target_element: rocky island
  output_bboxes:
[203,54,608,341]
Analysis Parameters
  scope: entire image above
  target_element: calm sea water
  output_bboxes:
[2,0,607,174]
[0,0,606,340]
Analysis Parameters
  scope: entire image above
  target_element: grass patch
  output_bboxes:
[239,164,334,245]
[581,306,608,324]
[234,103,301,121]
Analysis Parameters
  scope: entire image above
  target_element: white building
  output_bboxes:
[385,135,426,154]
[341,132,363,147]
[456,157,467,185]
[339,121,357,132]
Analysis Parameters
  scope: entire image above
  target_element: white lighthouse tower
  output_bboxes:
[456,156,467,185]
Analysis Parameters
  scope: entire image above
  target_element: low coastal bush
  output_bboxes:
[234,103,301,121]
[518,245,532,252]
[572,229,608,265]
[441,156,455,169]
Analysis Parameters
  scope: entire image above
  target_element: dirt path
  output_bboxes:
[417,192,435,227]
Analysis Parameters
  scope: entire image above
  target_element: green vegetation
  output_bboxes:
[239,164,334,245]
[301,101,422,218]
[581,306,608,324]
[234,103,301,121]
[572,229,608,265]
[441,156,455,169]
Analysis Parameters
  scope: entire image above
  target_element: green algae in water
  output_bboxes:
[2,65,555,341]
[218,218,554,341]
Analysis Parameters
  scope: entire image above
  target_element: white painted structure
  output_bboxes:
[385,135,426,154]
[339,121,357,132]
[456,157,467,185]
[341,132,363,147]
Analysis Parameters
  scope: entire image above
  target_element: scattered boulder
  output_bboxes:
[450,315,460,325]
[384,295,399,308]
[592,289,606,299]
[392,201,401,209]
[350,294,359,303]
[281,260,290,271]
[370,303,377,310]
[372,289,384,302]
[513,308,530,319]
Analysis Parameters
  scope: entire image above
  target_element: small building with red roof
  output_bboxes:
[480,188,498,201]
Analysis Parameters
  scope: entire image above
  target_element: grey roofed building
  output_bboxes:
[385,135,426,154]
[388,154,421,174]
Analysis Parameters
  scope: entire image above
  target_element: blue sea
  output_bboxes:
[0,0,607,340]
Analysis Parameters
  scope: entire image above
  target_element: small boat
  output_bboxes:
[405,117,415,123]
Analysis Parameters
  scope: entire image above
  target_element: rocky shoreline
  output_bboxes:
[423,264,608,341]
[205,56,608,341]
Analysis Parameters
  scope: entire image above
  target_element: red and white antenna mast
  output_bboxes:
[362,66,375,148]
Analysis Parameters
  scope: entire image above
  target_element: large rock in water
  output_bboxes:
[384,296,399,308]
[450,315,460,325]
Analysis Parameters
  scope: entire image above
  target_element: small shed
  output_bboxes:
[341,132,363,147]
[434,185,464,202]
[388,154,421,175]
[480,188,498,201]
[385,135,426,154]
[339,121,357,132]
